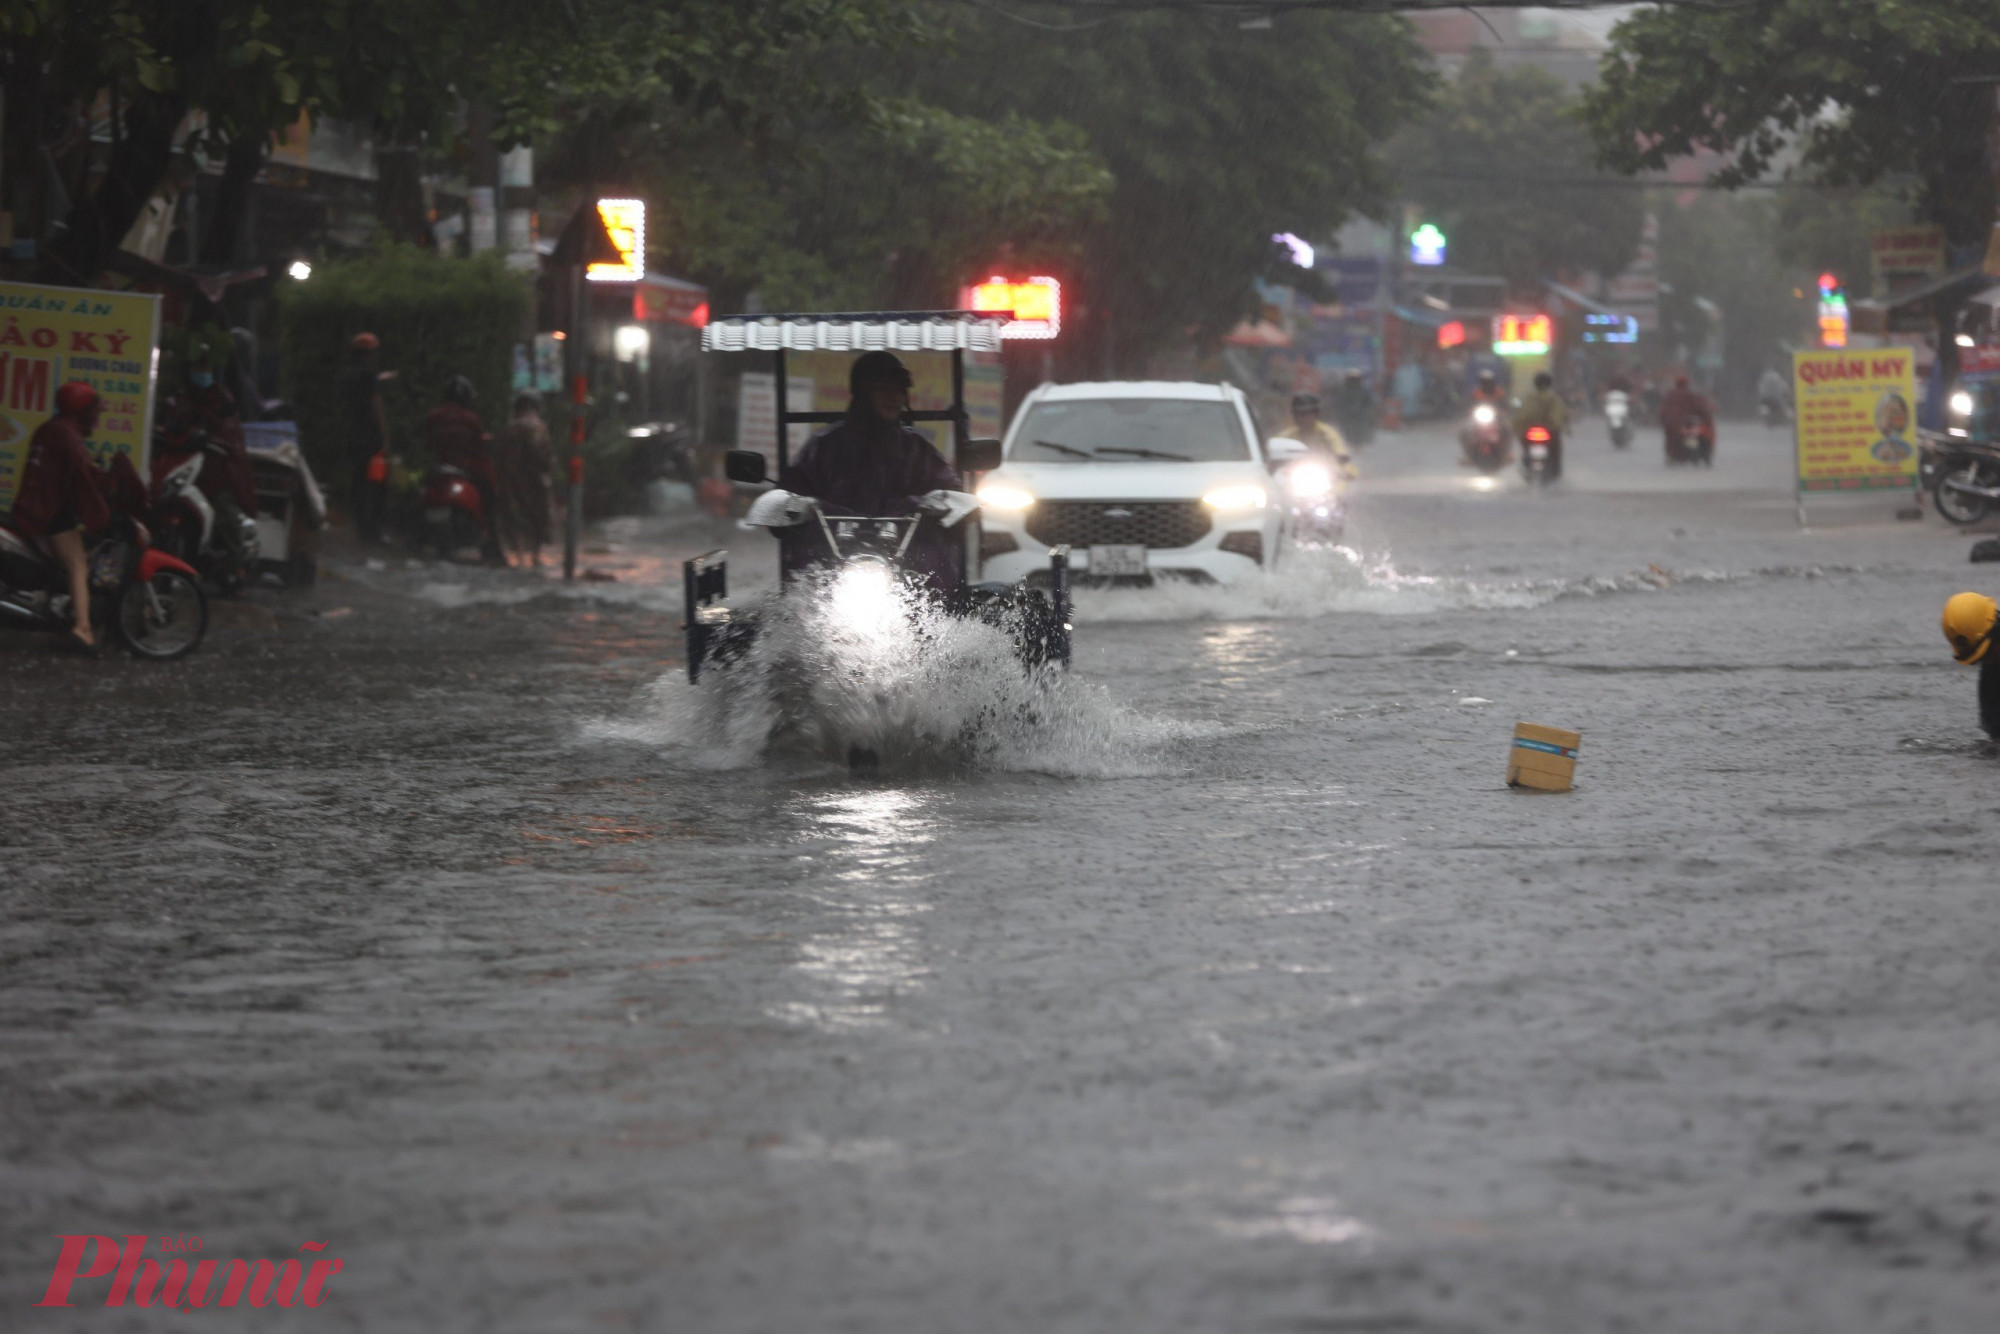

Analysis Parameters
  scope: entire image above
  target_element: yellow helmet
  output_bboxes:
[1943,592,1998,664]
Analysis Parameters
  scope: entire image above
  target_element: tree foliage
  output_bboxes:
[1581,0,2000,249]
[909,8,1432,373]
[1392,49,1641,292]
[276,247,529,477]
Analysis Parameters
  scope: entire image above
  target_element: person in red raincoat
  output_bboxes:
[1659,375,1714,465]
[424,375,502,563]
[6,383,147,648]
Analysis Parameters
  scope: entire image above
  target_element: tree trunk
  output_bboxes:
[198,134,267,266]
[374,141,432,247]
[37,90,185,285]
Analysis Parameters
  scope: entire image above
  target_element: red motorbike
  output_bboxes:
[0,518,208,658]
[150,426,258,593]
[1666,414,1716,467]
[418,465,492,560]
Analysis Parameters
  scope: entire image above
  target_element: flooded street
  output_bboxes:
[6,421,1999,1332]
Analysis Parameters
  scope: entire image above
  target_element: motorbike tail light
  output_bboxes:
[1524,426,1552,443]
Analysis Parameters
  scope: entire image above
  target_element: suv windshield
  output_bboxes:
[1010,397,1250,463]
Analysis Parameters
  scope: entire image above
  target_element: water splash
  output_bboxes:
[596,572,1202,776]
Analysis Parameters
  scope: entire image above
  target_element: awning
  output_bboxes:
[702,311,1009,353]
[1392,304,1450,329]
[633,273,708,327]
[1879,264,1990,309]
[1544,280,1622,319]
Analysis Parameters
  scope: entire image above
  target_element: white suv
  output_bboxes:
[975,381,1280,585]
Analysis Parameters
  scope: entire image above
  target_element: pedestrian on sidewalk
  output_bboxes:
[494,392,554,568]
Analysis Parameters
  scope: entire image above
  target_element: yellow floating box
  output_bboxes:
[1507,722,1581,792]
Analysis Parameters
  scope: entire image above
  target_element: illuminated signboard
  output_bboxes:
[964,274,1062,340]
[1582,312,1638,344]
[1409,222,1447,267]
[1436,319,1467,350]
[1493,312,1552,356]
[1817,271,1848,349]
[586,198,645,283]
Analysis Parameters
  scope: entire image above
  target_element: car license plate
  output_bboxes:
[425,507,452,524]
[1089,544,1147,576]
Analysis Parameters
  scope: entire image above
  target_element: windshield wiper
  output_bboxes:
[1095,446,1191,461]
[1028,438,1093,459]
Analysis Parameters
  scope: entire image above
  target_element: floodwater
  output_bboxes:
[4,421,1998,1331]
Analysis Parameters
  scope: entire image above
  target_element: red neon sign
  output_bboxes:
[963,275,1062,340]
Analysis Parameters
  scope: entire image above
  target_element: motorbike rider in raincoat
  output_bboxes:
[776,351,962,595]
[1512,372,1570,480]
[5,383,148,649]
[1276,393,1356,479]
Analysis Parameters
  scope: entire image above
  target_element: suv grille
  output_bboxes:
[1026,500,1211,550]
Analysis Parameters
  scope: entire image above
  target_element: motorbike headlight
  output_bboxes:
[1951,390,1975,418]
[828,558,900,634]
[1202,484,1267,511]
[976,483,1035,512]
[1286,461,1334,500]
[1473,405,1496,425]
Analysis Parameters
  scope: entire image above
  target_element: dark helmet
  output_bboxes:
[443,374,476,407]
[55,382,100,417]
[1291,392,1321,414]
[1675,374,1691,389]
[1477,368,1498,384]
[849,350,913,399]
[1534,372,1554,390]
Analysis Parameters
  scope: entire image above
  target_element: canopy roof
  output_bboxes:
[702,311,1009,353]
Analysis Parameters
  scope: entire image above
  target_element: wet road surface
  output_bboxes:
[5,421,1999,1331]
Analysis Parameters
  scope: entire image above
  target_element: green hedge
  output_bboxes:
[276,247,530,480]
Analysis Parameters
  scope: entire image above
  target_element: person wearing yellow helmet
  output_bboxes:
[1942,591,2000,736]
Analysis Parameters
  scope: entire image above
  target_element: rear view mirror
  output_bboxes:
[725,450,768,485]
[1265,437,1307,462]
[958,437,1002,473]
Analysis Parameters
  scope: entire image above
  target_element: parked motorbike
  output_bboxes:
[0,518,208,658]
[1927,431,2000,525]
[1603,390,1633,449]
[150,427,259,595]
[1460,402,1509,472]
[243,421,325,588]
[1266,438,1347,546]
[419,465,492,560]
[1521,425,1561,486]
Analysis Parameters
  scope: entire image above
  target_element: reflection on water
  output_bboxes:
[769,789,938,1033]
[1212,1195,1376,1248]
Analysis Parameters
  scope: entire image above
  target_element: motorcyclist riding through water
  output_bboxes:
[775,350,963,594]
[1512,371,1569,481]
[1942,592,2000,737]
[1277,393,1356,479]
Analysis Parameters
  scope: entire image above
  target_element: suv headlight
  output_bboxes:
[977,483,1035,511]
[1202,484,1267,511]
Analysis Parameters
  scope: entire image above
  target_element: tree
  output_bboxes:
[1392,49,1641,295]
[1581,0,2000,371]
[908,8,1432,375]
